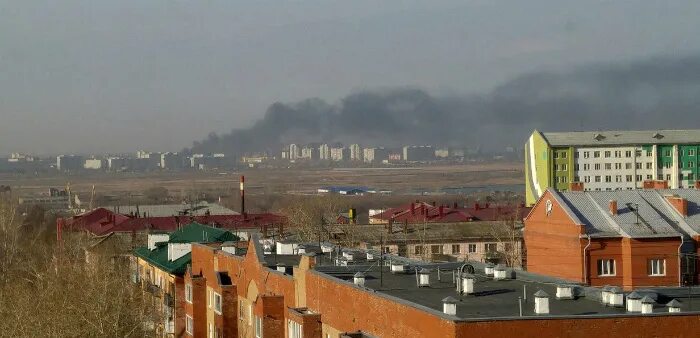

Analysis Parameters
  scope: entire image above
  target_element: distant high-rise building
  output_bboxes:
[330,144,348,162]
[301,143,320,160]
[289,144,300,160]
[319,144,331,160]
[83,159,105,170]
[363,147,389,163]
[56,155,84,172]
[403,146,435,162]
[161,152,185,170]
[349,144,363,161]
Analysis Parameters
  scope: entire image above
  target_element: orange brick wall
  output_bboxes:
[525,191,585,281]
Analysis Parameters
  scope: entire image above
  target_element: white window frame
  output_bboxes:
[186,315,194,335]
[255,315,263,338]
[467,244,477,253]
[185,284,193,304]
[648,259,666,276]
[288,319,303,338]
[597,259,616,276]
[214,292,223,314]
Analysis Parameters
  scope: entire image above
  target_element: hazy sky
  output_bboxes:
[1,1,699,155]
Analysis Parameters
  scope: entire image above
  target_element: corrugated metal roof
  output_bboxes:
[557,190,692,238]
[541,129,700,147]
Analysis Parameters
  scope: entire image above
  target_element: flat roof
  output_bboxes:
[541,129,700,147]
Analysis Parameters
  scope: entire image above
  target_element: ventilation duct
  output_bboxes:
[459,274,474,295]
[555,284,574,300]
[391,262,406,274]
[418,268,431,287]
[442,296,458,316]
[276,263,286,273]
[626,292,642,312]
[600,285,612,305]
[534,290,550,315]
[353,272,366,287]
[641,296,655,314]
[667,299,682,313]
[493,265,508,280]
[608,287,624,307]
[484,264,495,277]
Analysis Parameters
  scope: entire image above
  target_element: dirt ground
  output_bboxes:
[0,162,524,201]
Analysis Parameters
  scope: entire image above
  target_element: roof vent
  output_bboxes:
[297,245,307,255]
[458,274,475,295]
[600,285,612,304]
[534,290,550,315]
[593,133,606,141]
[667,299,682,313]
[343,252,355,261]
[555,284,575,300]
[390,262,406,274]
[493,265,508,280]
[626,292,642,312]
[276,263,286,273]
[417,268,431,287]
[484,263,495,277]
[442,296,458,316]
[353,272,366,287]
[652,132,664,139]
[641,296,655,314]
[321,243,334,253]
[608,287,624,307]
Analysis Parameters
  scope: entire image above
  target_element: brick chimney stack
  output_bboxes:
[665,196,688,217]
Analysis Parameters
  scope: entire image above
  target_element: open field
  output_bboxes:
[0,162,524,203]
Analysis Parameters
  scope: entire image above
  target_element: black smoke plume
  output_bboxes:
[190,54,700,156]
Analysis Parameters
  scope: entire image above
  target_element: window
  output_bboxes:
[604,151,611,158]
[597,259,616,276]
[626,163,632,170]
[574,164,580,171]
[553,152,559,159]
[185,284,193,303]
[636,175,643,182]
[584,176,591,183]
[625,151,632,158]
[288,320,303,338]
[186,315,194,335]
[431,245,442,254]
[561,164,567,171]
[583,151,590,159]
[646,162,653,170]
[574,176,580,182]
[665,162,672,169]
[214,293,222,314]
[595,176,601,183]
[414,246,423,255]
[626,175,633,182]
[635,150,642,157]
[647,150,653,157]
[594,164,601,170]
[690,173,695,180]
[658,174,664,180]
[615,150,622,158]
[635,162,642,169]
[561,152,567,159]
[594,151,600,158]
[689,161,695,168]
[485,243,497,252]
[468,244,477,253]
[665,150,672,157]
[667,174,671,181]
[255,316,263,338]
[584,164,590,170]
[452,244,461,254]
[605,163,612,170]
[648,259,666,276]
[690,149,696,156]
[605,175,612,183]
[615,175,622,183]
[575,151,580,158]
[647,174,653,180]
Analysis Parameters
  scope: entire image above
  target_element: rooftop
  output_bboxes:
[539,129,700,147]
[114,201,238,217]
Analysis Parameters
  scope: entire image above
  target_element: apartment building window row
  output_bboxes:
[597,259,616,276]
[555,176,568,184]
[648,259,666,276]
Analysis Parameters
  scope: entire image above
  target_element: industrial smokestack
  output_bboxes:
[240,175,246,218]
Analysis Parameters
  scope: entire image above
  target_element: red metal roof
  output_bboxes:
[372,201,530,223]
[64,208,287,236]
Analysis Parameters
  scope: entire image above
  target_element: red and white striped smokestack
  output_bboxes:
[240,175,246,217]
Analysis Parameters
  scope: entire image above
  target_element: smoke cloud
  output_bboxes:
[190,54,700,155]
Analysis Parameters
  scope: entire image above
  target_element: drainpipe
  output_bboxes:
[678,235,685,287]
[582,234,592,285]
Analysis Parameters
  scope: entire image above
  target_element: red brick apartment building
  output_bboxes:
[172,233,700,338]
[525,188,700,290]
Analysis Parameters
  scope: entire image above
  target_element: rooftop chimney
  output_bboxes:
[665,196,688,217]
[641,296,655,314]
[555,284,575,300]
[354,272,366,286]
[609,200,618,216]
[442,296,458,316]
[534,290,550,315]
[458,274,474,295]
[608,287,624,307]
[667,299,682,313]
[626,292,642,312]
[418,268,431,287]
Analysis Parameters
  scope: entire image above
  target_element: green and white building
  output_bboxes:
[525,129,700,206]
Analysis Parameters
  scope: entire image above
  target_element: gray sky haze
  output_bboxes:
[1,1,699,155]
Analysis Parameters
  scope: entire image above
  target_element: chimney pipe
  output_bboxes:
[240,176,246,218]
[609,200,618,216]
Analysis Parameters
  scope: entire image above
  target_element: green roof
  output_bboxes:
[133,222,239,275]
